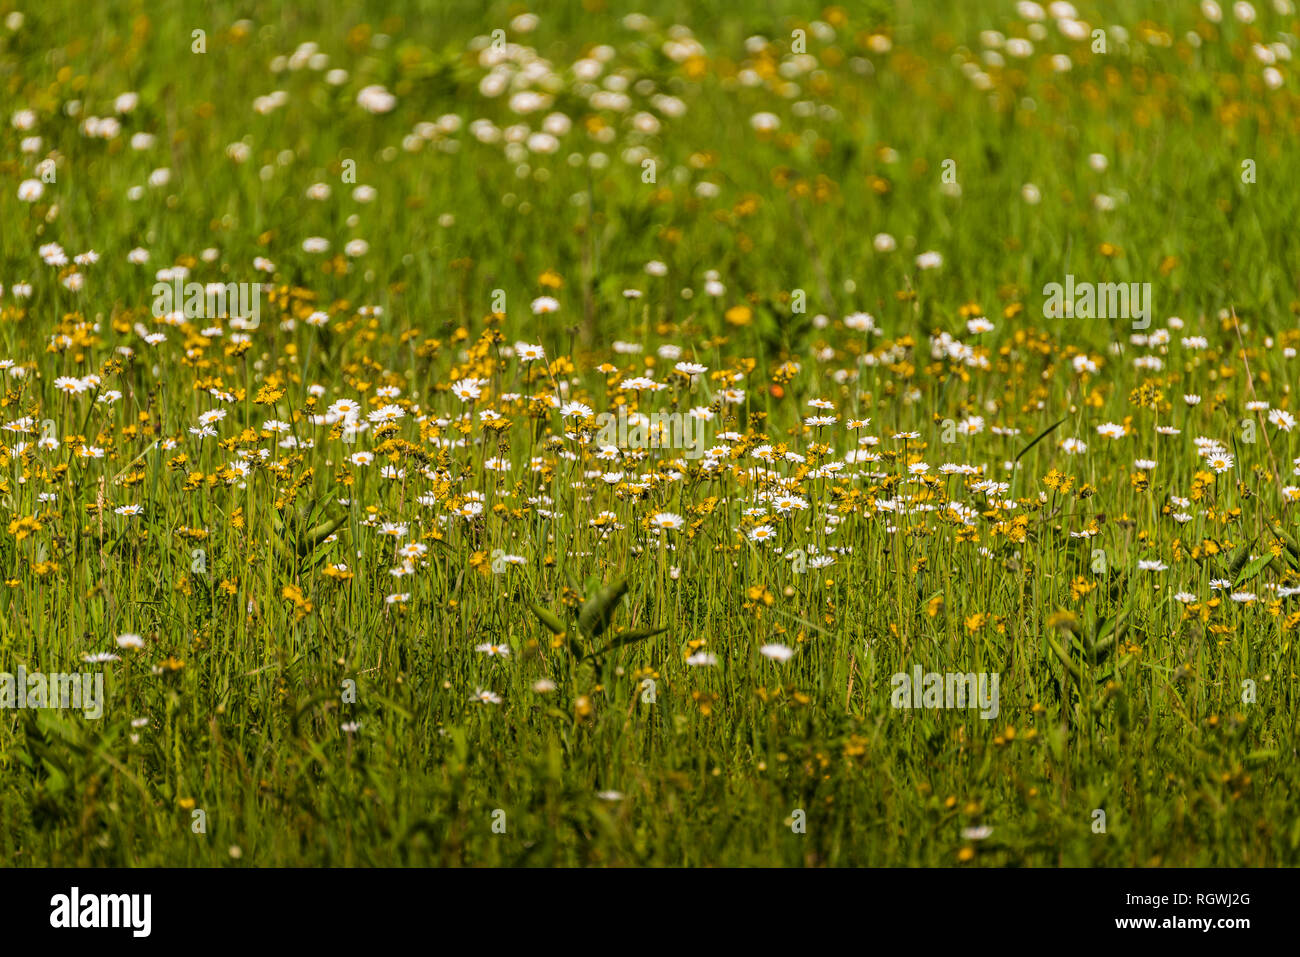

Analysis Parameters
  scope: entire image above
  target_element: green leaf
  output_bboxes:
[1014,414,1069,464]
[578,579,628,639]
[529,602,566,635]
[589,626,667,659]
[1235,551,1275,586]
[1220,539,1255,579]
[300,513,348,553]
[1045,634,1082,685]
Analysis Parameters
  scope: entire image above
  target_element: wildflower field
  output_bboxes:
[2,0,1300,868]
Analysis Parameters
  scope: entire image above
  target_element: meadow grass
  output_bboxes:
[1,0,1300,866]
